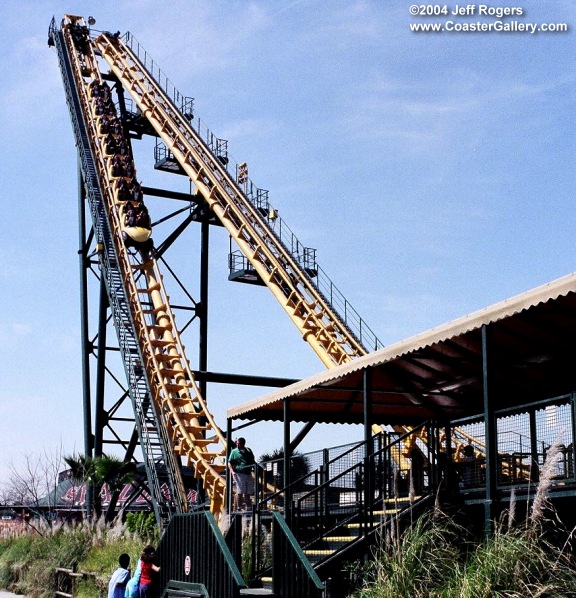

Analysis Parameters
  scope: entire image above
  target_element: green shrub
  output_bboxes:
[352,511,463,598]
[0,535,34,590]
[453,525,576,597]
[240,521,272,586]
[125,512,158,543]
[74,576,105,598]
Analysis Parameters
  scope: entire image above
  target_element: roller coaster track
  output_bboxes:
[93,28,469,471]
[52,15,505,523]
[91,31,383,370]
[96,28,512,477]
[52,16,227,524]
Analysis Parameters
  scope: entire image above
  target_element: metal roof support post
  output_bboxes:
[482,324,498,535]
[433,423,442,490]
[363,368,373,447]
[444,424,454,493]
[426,422,434,488]
[283,399,291,524]
[363,368,373,527]
[226,418,233,515]
[529,410,539,483]
[434,424,442,489]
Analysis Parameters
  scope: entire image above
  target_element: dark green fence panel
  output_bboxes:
[224,513,243,570]
[272,512,324,598]
[156,512,246,598]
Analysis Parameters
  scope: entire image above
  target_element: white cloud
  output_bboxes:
[220,117,281,145]
[337,70,572,157]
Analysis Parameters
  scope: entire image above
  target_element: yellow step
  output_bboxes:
[142,304,168,313]
[304,550,333,557]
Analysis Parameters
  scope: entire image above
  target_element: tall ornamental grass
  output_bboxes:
[353,507,576,598]
[353,436,576,597]
[0,518,150,598]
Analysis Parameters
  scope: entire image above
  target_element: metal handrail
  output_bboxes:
[272,512,325,597]
[121,30,383,355]
[248,426,431,583]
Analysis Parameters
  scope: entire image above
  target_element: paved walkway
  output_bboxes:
[0,591,25,597]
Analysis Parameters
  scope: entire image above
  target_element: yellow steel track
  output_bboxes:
[93,32,366,370]
[61,16,227,517]
[89,30,431,474]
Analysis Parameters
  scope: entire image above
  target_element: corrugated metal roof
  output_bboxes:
[228,272,576,423]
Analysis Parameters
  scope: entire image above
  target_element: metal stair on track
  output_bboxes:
[302,497,423,575]
[51,17,187,527]
[241,432,435,591]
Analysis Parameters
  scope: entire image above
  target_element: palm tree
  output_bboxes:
[64,454,97,484]
[96,456,136,522]
[65,454,99,519]
[64,454,135,521]
[259,448,311,491]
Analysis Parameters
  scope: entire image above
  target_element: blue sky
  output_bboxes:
[0,0,574,485]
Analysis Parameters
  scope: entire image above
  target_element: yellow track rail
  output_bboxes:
[93,32,366,370]
[61,16,227,516]
[63,16,508,518]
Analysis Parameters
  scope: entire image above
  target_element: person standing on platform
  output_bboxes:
[228,437,256,510]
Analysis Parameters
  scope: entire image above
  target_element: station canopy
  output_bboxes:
[228,272,576,426]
